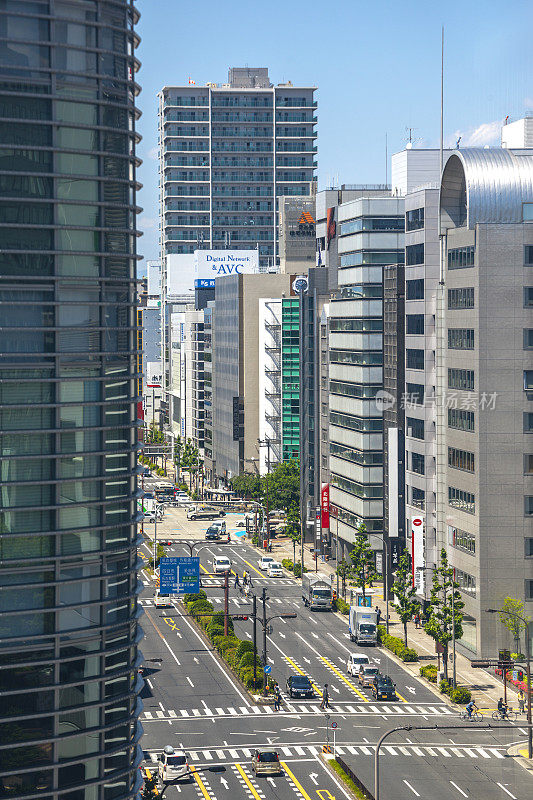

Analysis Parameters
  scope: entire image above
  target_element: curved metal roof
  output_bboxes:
[440,147,533,229]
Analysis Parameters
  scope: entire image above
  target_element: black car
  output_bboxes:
[205,526,220,540]
[371,675,396,701]
[286,675,313,698]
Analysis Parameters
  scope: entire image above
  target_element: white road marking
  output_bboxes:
[450,782,468,798]
[159,702,165,711]
[497,784,517,799]
[403,780,420,797]
[186,676,194,687]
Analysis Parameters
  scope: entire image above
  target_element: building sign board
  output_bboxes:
[411,516,425,593]
[194,249,258,288]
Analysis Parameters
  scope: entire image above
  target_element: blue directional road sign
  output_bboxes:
[264,665,272,675]
[159,556,200,595]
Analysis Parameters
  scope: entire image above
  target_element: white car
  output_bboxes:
[347,652,370,676]
[154,591,171,608]
[259,555,275,571]
[267,561,283,577]
[213,555,232,574]
[158,746,188,783]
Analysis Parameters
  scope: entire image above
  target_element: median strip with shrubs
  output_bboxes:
[377,625,419,662]
[280,558,307,578]
[183,591,263,690]
[419,664,471,703]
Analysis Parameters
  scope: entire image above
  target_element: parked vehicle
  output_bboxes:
[267,561,283,577]
[251,749,281,776]
[371,675,396,700]
[154,592,172,608]
[286,675,313,698]
[187,505,224,521]
[346,652,370,676]
[349,607,378,645]
[358,665,381,687]
[158,746,188,783]
[259,555,275,571]
[301,573,333,610]
[213,555,231,574]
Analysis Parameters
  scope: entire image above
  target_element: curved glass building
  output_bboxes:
[0,2,143,799]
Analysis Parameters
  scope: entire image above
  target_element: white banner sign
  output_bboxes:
[411,516,425,594]
[195,249,258,287]
[146,361,162,388]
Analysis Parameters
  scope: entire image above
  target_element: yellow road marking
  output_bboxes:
[281,762,313,800]
[281,654,321,695]
[235,763,263,800]
[318,655,368,702]
[162,617,179,632]
[237,556,264,578]
[317,791,336,800]
[190,766,212,800]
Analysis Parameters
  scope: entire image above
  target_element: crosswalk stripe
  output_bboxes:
[228,707,237,715]
[180,710,189,717]
[311,705,322,713]
[405,706,416,713]
[424,747,438,756]
[203,707,212,716]
[384,746,397,755]
[263,705,273,714]
[239,706,250,714]
[463,748,477,758]
[488,749,505,759]
[203,751,212,760]
[156,711,165,718]
[192,709,201,716]
[437,747,451,758]
[412,747,424,756]
[189,751,198,760]
[335,746,345,754]
[347,706,357,713]
[295,746,306,755]
[451,748,465,758]
[360,746,373,755]
[168,710,177,718]
[475,748,491,759]
[398,746,412,756]
[144,712,153,719]
[242,748,252,757]
[229,749,239,758]
[215,708,224,715]
[251,706,261,714]
[281,747,293,756]
[346,746,358,754]
[216,750,225,758]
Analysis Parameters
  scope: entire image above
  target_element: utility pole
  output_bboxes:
[252,594,257,688]
[262,588,268,696]
[224,570,229,636]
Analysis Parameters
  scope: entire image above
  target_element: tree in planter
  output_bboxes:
[499,597,529,656]
[174,434,183,485]
[182,438,198,492]
[141,771,159,800]
[336,559,352,601]
[349,525,378,604]
[424,548,464,682]
[391,549,420,645]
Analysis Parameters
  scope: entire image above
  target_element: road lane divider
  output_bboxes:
[234,763,264,800]
[281,762,313,800]
[294,632,368,702]
[190,766,215,800]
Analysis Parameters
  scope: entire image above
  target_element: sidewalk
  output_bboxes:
[259,533,521,711]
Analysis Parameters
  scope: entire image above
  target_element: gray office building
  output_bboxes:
[0,3,143,799]
[158,67,317,272]
[439,147,533,655]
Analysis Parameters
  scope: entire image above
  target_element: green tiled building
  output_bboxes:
[281,298,300,461]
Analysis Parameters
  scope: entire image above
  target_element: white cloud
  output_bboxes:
[147,146,159,160]
[138,215,158,231]
[447,120,501,149]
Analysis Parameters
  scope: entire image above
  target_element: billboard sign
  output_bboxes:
[411,516,425,593]
[194,249,258,288]
[321,483,330,530]
[159,556,200,595]
[146,361,162,388]
[147,261,161,297]
[167,253,196,296]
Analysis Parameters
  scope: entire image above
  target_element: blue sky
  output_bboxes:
[135,0,533,269]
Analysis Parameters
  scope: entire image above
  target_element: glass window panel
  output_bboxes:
[56,125,98,150]
[56,178,98,201]
[58,204,99,226]
[56,152,98,176]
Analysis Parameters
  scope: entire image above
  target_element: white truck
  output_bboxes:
[349,606,378,645]
[302,573,333,611]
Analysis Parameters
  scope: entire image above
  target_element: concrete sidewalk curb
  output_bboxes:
[508,742,533,773]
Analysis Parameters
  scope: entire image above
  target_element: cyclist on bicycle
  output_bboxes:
[497,697,508,719]
[466,700,478,719]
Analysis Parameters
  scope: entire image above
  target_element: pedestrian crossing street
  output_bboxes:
[139,593,295,607]
[141,701,454,720]
[143,741,507,764]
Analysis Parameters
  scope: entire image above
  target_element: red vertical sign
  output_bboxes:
[321,483,330,529]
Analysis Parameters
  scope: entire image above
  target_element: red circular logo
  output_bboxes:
[412,518,422,526]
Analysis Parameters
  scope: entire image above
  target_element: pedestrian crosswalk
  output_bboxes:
[143,741,507,764]
[140,701,453,721]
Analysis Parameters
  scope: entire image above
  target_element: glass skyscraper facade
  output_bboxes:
[0,3,143,799]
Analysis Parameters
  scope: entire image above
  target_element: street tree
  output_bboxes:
[424,548,464,682]
[181,439,198,492]
[499,596,529,655]
[264,458,299,515]
[285,507,301,563]
[230,471,262,500]
[174,434,183,484]
[391,549,420,645]
[349,524,378,603]
[336,558,352,600]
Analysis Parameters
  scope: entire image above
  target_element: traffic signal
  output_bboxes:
[471,660,492,668]
[232,615,248,621]
[498,649,513,670]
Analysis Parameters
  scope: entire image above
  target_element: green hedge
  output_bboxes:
[439,679,471,704]
[183,590,207,604]
[282,558,294,571]
[335,598,349,615]
[377,625,419,662]
[327,760,372,800]
[419,664,438,682]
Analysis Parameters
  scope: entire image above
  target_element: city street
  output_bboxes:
[137,506,532,800]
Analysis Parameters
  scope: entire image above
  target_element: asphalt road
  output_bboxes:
[138,505,532,800]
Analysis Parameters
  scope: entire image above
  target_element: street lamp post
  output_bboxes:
[486,607,532,759]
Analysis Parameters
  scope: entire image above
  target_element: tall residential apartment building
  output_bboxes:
[438,147,533,656]
[158,66,317,271]
[328,195,404,554]
[0,3,143,799]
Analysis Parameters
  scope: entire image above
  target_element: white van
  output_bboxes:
[213,555,231,574]
[346,652,370,676]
